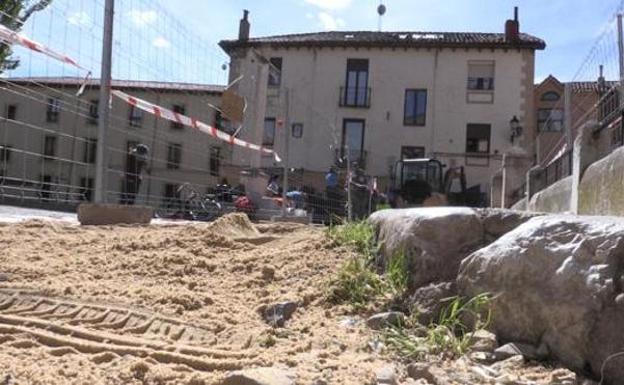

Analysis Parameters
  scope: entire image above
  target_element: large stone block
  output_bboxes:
[77,203,153,226]
[458,215,624,384]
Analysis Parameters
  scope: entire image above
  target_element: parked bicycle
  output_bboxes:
[155,183,222,221]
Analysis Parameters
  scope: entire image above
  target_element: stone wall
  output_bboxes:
[578,146,624,216]
[527,176,572,213]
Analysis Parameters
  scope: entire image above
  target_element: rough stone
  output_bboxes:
[366,312,405,330]
[493,342,546,361]
[458,215,624,384]
[261,301,298,327]
[0,273,9,282]
[221,367,295,385]
[469,329,498,353]
[77,203,153,226]
[406,363,434,383]
[369,208,539,291]
[369,207,484,290]
[376,365,398,385]
[407,281,456,325]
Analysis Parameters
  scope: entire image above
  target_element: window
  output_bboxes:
[541,91,560,102]
[0,145,11,163]
[292,123,303,138]
[538,109,564,132]
[41,175,52,200]
[87,99,98,125]
[263,118,276,147]
[163,183,180,209]
[129,105,143,128]
[83,138,97,164]
[467,61,495,91]
[6,104,16,120]
[401,146,425,160]
[343,59,369,107]
[46,98,61,123]
[404,89,427,126]
[167,143,182,169]
[43,135,57,159]
[215,111,234,134]
[466,124,491,154]
[341,119,365,162]
[80,177,94,202]
[170,104,185,129]
[268,57,282,87]
[210,146,220,176]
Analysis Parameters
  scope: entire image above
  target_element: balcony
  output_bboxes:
[339,87,371,108]
[334,148,367,169]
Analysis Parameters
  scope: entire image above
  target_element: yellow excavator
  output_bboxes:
[389,158,468,208]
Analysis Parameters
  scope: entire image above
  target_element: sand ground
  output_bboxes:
[0,214,576,385]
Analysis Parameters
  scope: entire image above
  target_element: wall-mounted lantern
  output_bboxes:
[510,115,523,144]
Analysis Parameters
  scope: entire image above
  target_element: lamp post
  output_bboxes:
[510,115,523,144]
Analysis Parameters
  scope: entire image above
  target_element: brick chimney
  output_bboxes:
[505,7,520,43]
[239,10,250,41]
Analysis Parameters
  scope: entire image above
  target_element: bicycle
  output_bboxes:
[155,183,222,221]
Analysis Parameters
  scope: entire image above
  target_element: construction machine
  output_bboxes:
[389,158,469,208]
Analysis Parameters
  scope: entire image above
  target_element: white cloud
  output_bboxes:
[317,12,346,30]
[128,10,157,26]
[304,0,353,11]
[152,37,170,48]
[68,11,91,26]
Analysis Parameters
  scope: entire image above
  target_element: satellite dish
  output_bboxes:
[377,4,386,16]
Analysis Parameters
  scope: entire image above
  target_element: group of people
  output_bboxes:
[265,166,376,221]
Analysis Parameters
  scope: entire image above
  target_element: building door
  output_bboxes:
[342,119,365,163]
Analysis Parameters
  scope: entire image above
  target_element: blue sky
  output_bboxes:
[8,0,624,84]
[160,0,623,83]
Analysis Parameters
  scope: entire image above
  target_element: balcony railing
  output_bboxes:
[334,148,367,169]
[339,87,371,108]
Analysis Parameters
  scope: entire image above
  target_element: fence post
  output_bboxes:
[94,0,115,204]
[571,120,600,214]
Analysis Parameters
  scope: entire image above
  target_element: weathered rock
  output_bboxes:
[376,365,398,385]
[0,273,9,282]
[475,208,543,244]
[407,281,456,325]
[493,342,547,361]
[369,208,539,291]
[261,301,297,327]
[458,215,624,384]
[366,312,405,330]
[221,367,295,385]
[469,330,498,353]
[370,207,484,289]
[406,363,434,382]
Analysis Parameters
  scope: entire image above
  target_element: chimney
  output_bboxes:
[239,10,250,41]
[505,6,520,43]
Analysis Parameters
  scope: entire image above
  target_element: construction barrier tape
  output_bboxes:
[112,90,282,162]
[0,24,89,72]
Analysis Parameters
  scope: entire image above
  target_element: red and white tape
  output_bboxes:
[0,24,89,72]
[112,90,282,162]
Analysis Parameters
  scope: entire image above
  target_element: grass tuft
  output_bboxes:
[327,220,376,257]
[383,293,492,360]
[327,256,384,309]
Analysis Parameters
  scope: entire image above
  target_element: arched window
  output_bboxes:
[541,91,560,101]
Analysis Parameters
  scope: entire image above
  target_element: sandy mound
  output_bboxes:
[0,214,578,385]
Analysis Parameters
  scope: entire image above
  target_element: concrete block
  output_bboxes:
[77,203,153,226]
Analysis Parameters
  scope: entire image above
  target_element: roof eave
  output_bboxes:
[219,39,546,53]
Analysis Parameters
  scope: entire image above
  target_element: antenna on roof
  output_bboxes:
[377,1,386,32]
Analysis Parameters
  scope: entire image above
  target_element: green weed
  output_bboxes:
[383,293,492,360]
[327,256,384,309]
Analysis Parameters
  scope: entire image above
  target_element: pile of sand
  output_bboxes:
[0,214,578,385]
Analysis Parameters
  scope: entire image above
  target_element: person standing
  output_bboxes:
[120,144,150,205]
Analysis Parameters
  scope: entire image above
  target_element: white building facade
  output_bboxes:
[220,9,545,203]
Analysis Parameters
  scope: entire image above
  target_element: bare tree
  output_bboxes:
[0,0,53,72]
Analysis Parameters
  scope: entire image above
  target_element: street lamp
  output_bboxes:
[510,115,522,144]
